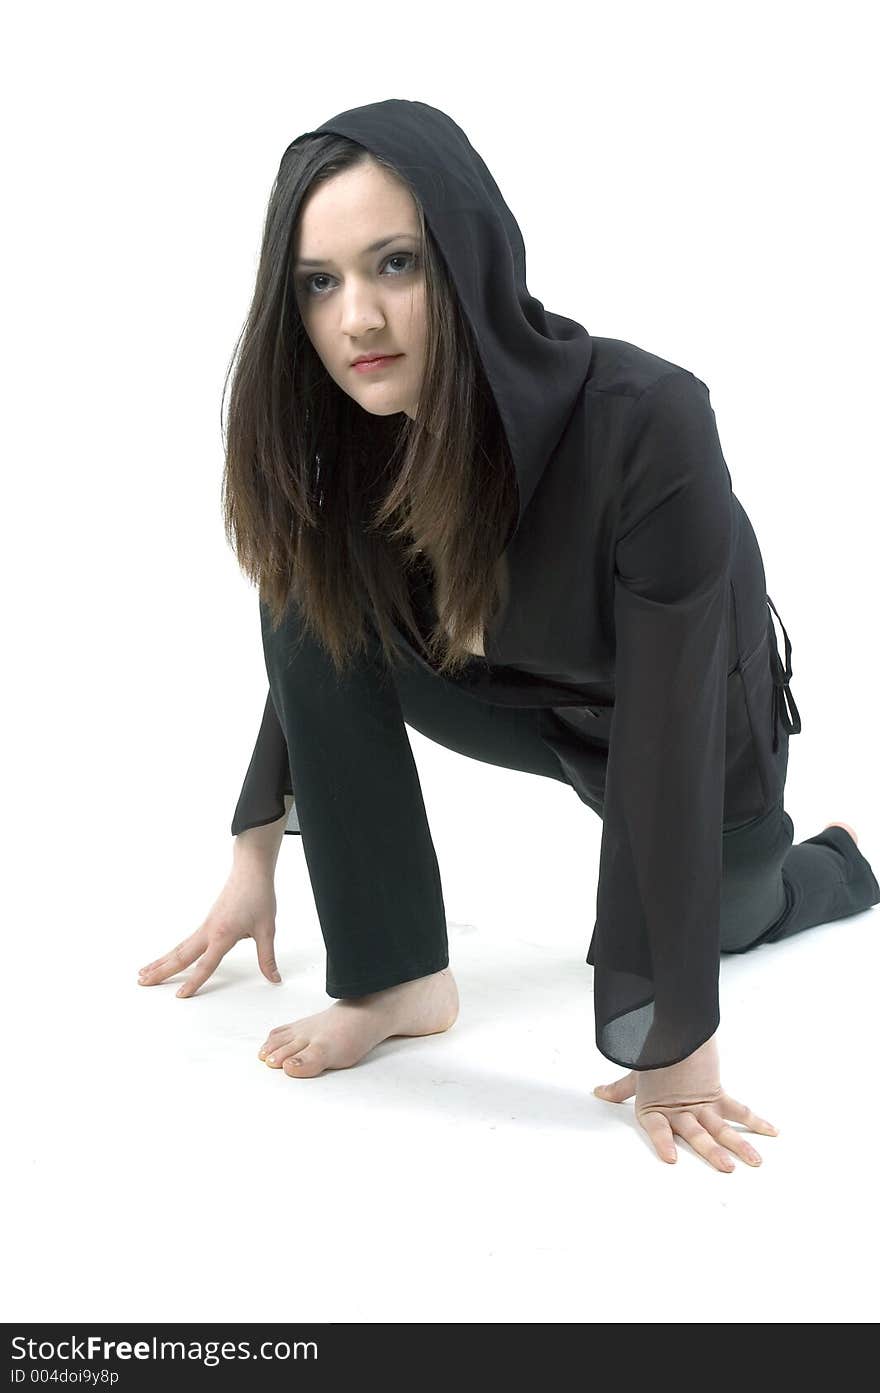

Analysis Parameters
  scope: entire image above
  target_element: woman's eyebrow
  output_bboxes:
[295,234,418,268]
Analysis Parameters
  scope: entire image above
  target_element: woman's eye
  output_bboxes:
[303,274,332,295]
[300,252,418,297]
[384,252,417,275]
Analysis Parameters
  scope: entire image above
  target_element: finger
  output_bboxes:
[719,1093,779,1136]
[255,936,282,984]
[666,1110,736,1172]
[138,956,168,979]
[593,1072,636,1103]
[696,1109,763,1166]
[175,940,231,998]
[638,1111,677,1164]
[138,932,206,985]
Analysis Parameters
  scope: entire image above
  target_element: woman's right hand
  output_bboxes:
[137,869,282,998]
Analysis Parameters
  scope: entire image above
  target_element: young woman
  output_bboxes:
[138,99,880,1171]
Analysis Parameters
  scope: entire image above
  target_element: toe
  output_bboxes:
[282,1043,326,1077]
[259,1024,299,1060]
[266,1038,308,1068]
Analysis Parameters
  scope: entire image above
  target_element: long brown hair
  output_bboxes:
[221,134,518,680]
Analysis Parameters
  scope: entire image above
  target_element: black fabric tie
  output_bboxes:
[767,594,802,753]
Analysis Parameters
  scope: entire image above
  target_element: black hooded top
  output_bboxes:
[230,99,802,1071]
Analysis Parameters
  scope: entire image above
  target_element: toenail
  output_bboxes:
[267,1055,275,1063]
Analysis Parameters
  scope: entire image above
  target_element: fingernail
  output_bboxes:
[271,972,281,982]
[176,988,185,997]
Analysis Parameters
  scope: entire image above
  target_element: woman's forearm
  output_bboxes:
[232,792,294,878]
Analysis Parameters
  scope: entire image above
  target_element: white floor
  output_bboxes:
[5,767,879,1324]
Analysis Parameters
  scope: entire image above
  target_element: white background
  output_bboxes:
[4,0,878,1325]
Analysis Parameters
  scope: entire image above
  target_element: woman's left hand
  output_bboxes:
[592,1031,779,1171]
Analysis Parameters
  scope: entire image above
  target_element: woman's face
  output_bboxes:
[292,160,427,421]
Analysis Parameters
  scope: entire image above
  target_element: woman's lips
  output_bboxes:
[351,354,403,374]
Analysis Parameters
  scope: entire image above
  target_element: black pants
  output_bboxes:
[323,645,880,996]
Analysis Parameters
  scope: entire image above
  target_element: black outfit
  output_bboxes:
[231,99,880,1071]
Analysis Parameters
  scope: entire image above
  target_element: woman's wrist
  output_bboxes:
[231,795,292,878]
[635,1030,722,1106]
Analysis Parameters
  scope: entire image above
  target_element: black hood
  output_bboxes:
[291,98,593,549]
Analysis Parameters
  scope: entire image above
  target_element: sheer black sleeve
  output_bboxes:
[587,370,734,1071]
[231,687,300,836]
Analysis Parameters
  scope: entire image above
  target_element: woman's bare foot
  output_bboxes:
[257,967,459,1078]
[825,820,859,845]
